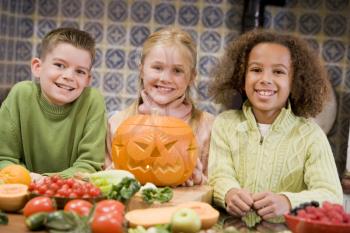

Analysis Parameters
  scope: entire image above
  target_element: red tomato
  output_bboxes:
[23,196,56,217]
[64,199,93,217]
[95,200,125,216]
[91,211,123,233]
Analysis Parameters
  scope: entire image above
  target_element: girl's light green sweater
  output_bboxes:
[208,101,343,211]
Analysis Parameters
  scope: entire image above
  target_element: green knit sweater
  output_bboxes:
[0,81,107,177]
[208,101,343,211]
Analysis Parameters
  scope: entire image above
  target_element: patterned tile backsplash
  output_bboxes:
[0,0,350,175]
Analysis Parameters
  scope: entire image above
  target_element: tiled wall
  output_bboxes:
[0,0,349,175]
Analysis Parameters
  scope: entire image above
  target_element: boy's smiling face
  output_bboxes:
[31,43,92,106]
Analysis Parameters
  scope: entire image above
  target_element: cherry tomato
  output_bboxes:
[64,199,93,217]
[91,211,123,233]
[95,200,125,216]
[23,196,56,217]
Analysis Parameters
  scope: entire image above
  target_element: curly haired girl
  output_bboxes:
[208,29,342,224]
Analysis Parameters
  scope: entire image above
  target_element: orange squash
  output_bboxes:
[0,164,31,186]
[112,114,197,186]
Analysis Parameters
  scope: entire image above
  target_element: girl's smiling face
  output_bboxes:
[140,44,194,105]
[244,42,293,124]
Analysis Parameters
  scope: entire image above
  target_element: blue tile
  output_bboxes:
[131,1,152,23]
[105,49,125,69]
[299,13,321,35]
[126,73,139,95]
[107,25,126,45]
[199,55,219,77]
[324,14,347,37]
[38,0,58,17]
[325,0,349,11]
[5,40,14,60]
[154,3,176,25]
[205,0,223,3]
[0,39,5,60]
[60,21,80,29]
[19,0,36,15]
[105,95,122,112]
[125,97,137,107]
[15,41,32,61]
[62,0,81,18]
[36,19,56,38]
[17,17,34,37]
[322,39,345,63]
[108,0,128,22]
[90,71,101,88]
[274,11,296,31]
[224,31,239,47]
[263,9,272,28]
[225,6,241,29]
[127,49,141,71]
[300,0,322,9]
[178,5,199,26]
[326,65,343,88]
[7,16,16,37]
[129,26,150,46]
[0,15,7,36]
[103,72,124,93]
[345,68,350,90]
[200,31,221,53]
[84,0,104,19]
[93,48,102,68]
[83,22,103,43]
[202,6,223,28]
[15,64,31,82]
[197,80,211,100]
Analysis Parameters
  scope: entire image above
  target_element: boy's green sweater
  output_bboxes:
[0,81,107,177]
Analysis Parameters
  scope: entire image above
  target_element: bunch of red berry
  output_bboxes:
[290,201,350,224]
[28,175,101,199]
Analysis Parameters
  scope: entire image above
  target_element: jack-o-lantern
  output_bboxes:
[112,114,197,186]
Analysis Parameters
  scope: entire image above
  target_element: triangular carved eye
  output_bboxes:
[135,141,149,151]
[164,140,176,151]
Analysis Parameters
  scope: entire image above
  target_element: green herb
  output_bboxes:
[142,187,173,204]
[0,211,8,225]
[107,177,141,203]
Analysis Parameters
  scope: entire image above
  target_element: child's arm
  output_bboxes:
[280,127,343,208]
[0,93,22,169]
[56,90,107,178]
[208,113,243,209]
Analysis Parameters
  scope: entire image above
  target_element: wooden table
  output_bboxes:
[1,214,45,233]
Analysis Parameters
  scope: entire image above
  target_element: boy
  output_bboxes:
[0,28,107,179]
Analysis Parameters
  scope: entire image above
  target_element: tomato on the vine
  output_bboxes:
[91,211,123,233]
[64,199,93,217]
[23,196,56,217]
[91,200,125,233]
[95,200,125,215]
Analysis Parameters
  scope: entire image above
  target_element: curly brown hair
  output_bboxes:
[210,29,330,118]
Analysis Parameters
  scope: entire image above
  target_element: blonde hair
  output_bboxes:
[137,27,203,129]
[40,27,95,63]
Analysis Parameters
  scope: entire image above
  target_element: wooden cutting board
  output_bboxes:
[126,185,213,211]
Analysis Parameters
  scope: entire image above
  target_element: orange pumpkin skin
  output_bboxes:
[112,115,197,186]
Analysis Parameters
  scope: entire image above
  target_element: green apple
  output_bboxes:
[171,207,201,233]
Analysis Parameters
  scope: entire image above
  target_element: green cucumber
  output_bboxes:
[25,212,48,230]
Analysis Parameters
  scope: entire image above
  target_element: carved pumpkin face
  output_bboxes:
[112,115,197,186]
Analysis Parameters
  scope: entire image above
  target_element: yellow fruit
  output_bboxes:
[0,164,31,186]
[0,183,28,212]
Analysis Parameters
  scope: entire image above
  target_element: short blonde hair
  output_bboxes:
[40,27,95,63]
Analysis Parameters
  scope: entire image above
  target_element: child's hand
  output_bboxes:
[30,172,45,183]
[252,192,291,220]
[182,158,206,187]
[225,188,253,217]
